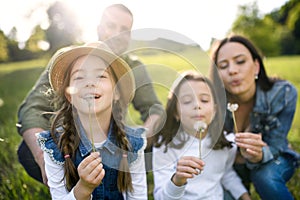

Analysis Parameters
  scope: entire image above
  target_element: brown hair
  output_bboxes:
[50,56,133,192]
[209,34,276,92]
[153,71,232,152]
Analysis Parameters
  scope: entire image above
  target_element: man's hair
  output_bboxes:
[104,4,133,18]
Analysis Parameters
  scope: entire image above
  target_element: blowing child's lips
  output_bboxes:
[192,115,205,121]
[82,93,101,100]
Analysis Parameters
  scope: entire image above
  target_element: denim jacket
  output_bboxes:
[38,121,146,200]
[224,80,300,169]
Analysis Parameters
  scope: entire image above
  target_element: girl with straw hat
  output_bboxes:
[37,41,147,199]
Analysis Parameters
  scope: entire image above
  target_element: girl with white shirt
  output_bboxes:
[152,71,250,200]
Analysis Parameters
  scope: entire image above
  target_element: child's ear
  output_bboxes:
[65,93,72,103]
[114,89,120,101]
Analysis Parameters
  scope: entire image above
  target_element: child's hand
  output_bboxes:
[171,156,205,186]
[74,152,105,198]
[235,132,266,163]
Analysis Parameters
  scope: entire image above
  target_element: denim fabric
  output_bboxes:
[38,120,145,200]
[251,154,295,200]
[224,80,299,199]
[17,140,43,182]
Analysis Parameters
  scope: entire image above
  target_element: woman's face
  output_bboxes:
[216,42,260,100]
[176,80,215,135]
[67,55,115,116]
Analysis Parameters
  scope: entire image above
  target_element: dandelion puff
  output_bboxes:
[227,103,239,133]
[194,121,207,133]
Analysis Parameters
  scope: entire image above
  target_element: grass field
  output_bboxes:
[0,53,299,199]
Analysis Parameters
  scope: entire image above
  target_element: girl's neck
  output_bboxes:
[78,112,111,143]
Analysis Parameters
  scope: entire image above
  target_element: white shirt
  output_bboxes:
[153,132,247,200]
[44,141,147,200]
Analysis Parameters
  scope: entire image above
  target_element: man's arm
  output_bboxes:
[16,65,53,184]
[17,68,53,135]
[23,128,48,184]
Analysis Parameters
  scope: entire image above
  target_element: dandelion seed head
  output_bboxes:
[227,103,239,112]
[194,121,207,132]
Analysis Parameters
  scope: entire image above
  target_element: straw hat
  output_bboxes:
[48,41,135,104]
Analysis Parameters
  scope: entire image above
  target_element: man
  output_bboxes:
[16,4,163,184]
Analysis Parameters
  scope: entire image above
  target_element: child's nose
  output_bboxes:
[85,79,97,87]
[194,104,201,110]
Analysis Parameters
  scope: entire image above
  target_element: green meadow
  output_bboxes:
[0,52,299,199]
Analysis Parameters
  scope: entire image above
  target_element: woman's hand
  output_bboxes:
[235,132,267,163]
[171,156,205,186]
[74,152,105,199]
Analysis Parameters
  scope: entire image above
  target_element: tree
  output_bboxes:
[45,1,82,53]
[26,25,48,52]
[286,2,300,53]
[231,2,281,56]
[0,30,9,62]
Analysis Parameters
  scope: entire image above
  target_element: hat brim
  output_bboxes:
[49,46,135,104]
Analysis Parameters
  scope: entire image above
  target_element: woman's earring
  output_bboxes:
[255,74,258,80]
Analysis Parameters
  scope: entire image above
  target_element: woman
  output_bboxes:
[210,35,299,200]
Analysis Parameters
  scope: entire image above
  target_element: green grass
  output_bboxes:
[0,53,299,199]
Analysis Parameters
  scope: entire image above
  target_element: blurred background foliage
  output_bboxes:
[1,0,300,64]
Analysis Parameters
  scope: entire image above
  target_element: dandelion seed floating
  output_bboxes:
[227,103,239,133]
[194,121,207,160]
[0,98,4,107]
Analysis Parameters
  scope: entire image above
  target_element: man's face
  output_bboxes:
[97,7,133,55]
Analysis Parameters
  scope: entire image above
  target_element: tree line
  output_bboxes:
[0,0,300,63]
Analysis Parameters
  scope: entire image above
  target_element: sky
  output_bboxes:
[0,0,288,50]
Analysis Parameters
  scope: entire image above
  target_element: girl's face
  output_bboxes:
[67,55,115,116]
[216,42,259,99]
[176,80,215,135]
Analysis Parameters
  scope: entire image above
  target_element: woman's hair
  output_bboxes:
[153,71,232,152]
[209,34,276,92]
[50,56,133,192]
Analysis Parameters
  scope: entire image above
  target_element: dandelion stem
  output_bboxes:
[232,112,238,133]
[88,101,96,152]
[199,130,202,160]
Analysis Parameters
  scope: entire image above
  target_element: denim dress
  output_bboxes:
[224,80,300,199]
[38,122,146,200]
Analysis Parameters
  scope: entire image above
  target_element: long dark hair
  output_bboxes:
[153,71,232,152]
[210,35,275,91]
